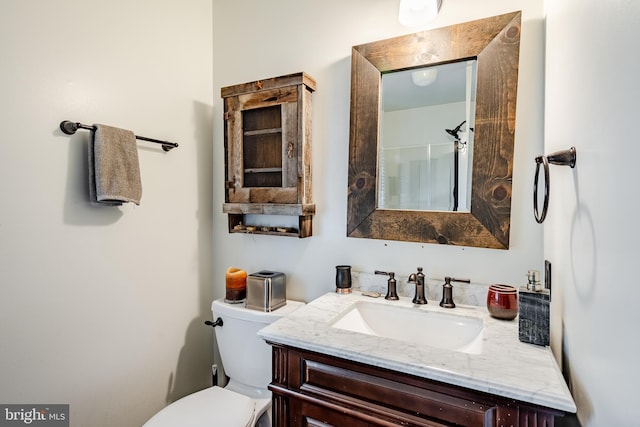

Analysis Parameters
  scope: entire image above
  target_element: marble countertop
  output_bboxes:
[258,291,576,413]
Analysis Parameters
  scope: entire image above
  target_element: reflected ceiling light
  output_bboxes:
[411,68,438,86]
[398,0,442,27]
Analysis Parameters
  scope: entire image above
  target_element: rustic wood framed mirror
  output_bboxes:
[347,11,521,249]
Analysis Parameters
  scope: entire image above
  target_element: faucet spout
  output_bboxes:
[408,267,427,305]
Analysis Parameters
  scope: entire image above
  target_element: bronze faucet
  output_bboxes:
[408,267,427,304]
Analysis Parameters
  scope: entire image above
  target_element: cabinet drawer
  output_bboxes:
[274,347,492,426]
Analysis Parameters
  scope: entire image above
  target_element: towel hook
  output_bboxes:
[533,146,576,223]
[59,120,178,152]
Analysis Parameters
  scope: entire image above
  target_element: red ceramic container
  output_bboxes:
[487,284,518,320]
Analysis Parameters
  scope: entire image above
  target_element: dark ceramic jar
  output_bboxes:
[487,284,518,320]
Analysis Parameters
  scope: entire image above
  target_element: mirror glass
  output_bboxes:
[347,11,521,249]
[379,61,477,212]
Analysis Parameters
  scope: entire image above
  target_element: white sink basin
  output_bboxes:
[330,301,483,354]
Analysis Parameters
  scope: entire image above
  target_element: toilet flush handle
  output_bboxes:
[204,318,223,328]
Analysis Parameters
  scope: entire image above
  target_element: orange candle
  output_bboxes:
[225,267,247,303]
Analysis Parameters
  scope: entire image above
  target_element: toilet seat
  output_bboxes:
[143,386,255,427]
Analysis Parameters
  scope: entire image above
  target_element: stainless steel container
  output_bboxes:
[246,270,286,312]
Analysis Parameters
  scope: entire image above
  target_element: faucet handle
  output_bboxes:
[440,277,471,308]
[375,270,399,300]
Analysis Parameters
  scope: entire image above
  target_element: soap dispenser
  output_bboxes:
[518,269,550,346]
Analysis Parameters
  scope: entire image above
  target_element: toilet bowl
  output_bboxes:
[143,298,304,427]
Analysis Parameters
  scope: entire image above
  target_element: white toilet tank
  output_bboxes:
[211,299,304,395]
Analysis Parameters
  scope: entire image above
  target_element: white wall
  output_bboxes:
[212,0,545,300]
[0,1,213,426]
[545,0,640,425]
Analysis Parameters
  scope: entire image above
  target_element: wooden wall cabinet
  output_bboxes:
[269,344,565,427]
[221,73,316,238]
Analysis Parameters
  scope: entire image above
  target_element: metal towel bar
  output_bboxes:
[59,120,178,152]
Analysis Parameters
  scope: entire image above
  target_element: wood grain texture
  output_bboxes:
[221,72,316,97]
[222,203,315,216]
[221,72,316,237]
[347,12,521,249]
[300,85,314,205]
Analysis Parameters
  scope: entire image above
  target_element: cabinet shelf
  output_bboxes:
[229,228,301,238]
[244,167,283,174]
[244,128,282,136]
[223,203,314,238]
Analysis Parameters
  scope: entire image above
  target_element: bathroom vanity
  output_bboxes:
[259,292,575,427]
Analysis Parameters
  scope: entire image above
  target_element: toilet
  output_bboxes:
[143,298,304,427]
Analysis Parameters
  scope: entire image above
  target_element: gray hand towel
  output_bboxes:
[88,124,142,206]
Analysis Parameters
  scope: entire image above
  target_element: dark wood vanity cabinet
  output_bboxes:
[268,344,564,427]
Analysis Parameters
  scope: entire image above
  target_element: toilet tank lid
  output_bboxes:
[211,299,305,323]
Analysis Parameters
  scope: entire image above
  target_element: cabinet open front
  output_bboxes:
[221,73,315,237]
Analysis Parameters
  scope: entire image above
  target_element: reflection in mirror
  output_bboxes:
[379,61,477,212]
